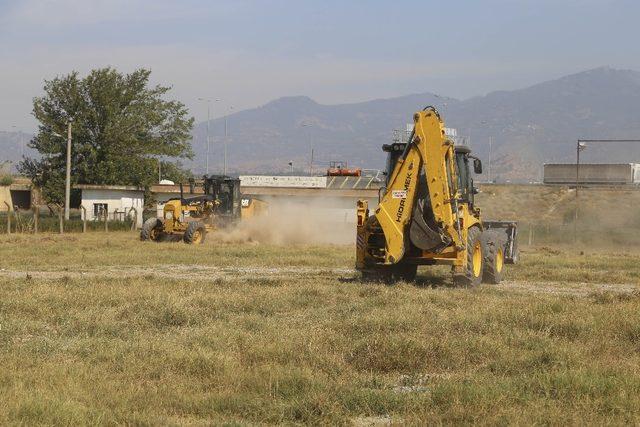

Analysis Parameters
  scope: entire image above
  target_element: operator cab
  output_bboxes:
[203,175,242,218]
[382,142,482,204]
[382,142,407,185]
[454,146,482,206]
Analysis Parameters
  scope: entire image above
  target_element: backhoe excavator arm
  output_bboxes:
[373,107,463,264]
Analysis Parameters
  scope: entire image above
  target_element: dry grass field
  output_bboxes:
[1,231,639,425]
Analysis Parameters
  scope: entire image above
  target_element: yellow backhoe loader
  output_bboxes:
[140,175,267,244]
[356,107,517,285]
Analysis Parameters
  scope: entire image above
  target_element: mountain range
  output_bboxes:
[3,67,640,182]
[190,67,640,181]
[0,131,32,173]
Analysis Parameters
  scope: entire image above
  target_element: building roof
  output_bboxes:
[74,184,143,191]
[150,184,205,194]
[326,175,383,190]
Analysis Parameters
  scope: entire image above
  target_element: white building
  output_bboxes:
[75,184,144,228]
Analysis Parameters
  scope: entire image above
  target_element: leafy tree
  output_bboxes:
[19,68,194,203]
[0,174,13,186]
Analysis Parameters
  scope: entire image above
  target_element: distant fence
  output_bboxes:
[0,205,150,234]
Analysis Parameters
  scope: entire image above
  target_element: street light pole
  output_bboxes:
[488,136,493,183]
[574,141,586,242]
[206,101,210,175]
[302,123,313,175]
[224,106,233,176]
[198,98,211,175]
[479,120,494,183]
[64,118,73,220]
[224,113,227,175]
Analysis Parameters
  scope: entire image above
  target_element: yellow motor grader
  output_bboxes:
[356,106,518,285]
[140,175,267,244]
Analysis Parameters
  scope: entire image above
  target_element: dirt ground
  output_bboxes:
[1,264,638,298]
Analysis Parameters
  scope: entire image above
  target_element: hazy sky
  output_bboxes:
[1,0,639,131]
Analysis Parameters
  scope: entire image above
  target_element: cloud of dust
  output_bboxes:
[211,198,357,245]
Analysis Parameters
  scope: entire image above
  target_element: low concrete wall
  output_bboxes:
[240,175,327,188]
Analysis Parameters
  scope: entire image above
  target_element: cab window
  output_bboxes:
[455,152,473,202]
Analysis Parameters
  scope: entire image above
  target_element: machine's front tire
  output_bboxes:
[453,226,484,287]
[482,230,506,284]
[184,221,206,244]
[140,218,163,241]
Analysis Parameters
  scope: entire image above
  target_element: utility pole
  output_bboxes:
[64,118,73,220]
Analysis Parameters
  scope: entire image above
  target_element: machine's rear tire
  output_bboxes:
[482,230,506,284]
[453,227,484,287]
[184,221,206,244]
[140,218,163,241]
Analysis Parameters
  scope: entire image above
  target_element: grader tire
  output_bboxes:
[140,218,163,241]
[184,221,206,244]
[482,230,506,284]
[453,226,484,287]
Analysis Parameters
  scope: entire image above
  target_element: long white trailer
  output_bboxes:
[543,163,640,185]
